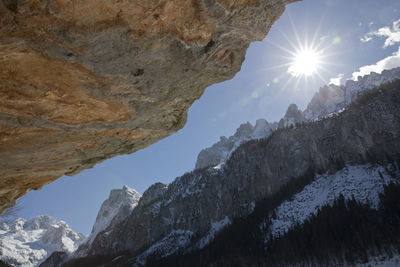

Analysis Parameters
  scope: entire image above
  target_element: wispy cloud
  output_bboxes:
[361,19,400,47]
[329,73,344,85]
[352,46,400,80]
[360,35,373,43]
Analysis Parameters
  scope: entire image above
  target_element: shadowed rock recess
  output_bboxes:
[0,0,297,212]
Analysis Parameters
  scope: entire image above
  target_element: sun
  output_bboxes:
[261,21,336,89]
[288,49,321,77]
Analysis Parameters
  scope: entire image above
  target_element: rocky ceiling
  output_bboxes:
[0,0,296,213]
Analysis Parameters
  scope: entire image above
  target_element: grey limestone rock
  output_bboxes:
[84,79,400,264]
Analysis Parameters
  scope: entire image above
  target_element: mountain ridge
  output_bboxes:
[0,215,86,267]
[58,72,400,266]
[15,68,399,266]
[195,67,400,170]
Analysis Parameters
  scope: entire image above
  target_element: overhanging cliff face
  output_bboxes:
[0,0,295,212]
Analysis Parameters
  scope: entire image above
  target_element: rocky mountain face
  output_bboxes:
[304,67,400,120]
[0,0,297,214]
[346,68,400,103]
[195,119,278,169]
[86,185,141,246]
[303,84,345,120]
[277,103,304,128]
[59,74,400,266]
[0,185,140,266]
[39,185,140,266]
[196,67,400,170]
[0,215,86,266]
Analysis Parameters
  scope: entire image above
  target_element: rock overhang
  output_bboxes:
[0,0,297,213]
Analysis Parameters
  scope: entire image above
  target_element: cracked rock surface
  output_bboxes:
[0,0,296,212]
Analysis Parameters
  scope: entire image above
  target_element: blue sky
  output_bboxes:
[14,0,400,234]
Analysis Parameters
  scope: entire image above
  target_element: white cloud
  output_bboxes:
[352,46,400,80]
[361,19,400,47]
[329,73,344,85]
[360,35,373,43]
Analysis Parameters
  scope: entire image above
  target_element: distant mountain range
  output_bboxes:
[195,67,400,170]
[0,216,85,266]
[2,68,400,266]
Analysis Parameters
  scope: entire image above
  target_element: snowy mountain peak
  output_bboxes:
[139,182,167,207]
[57,73,400,266]
[195,67,400,170]
[10,218,25,232]
[252,119,273,139]
[0,222,9,231]
[233,122,254,139]
[278,103,305,128]
[195,119,277,170]
[345,67,400,104]
[87,185,141,245]
[0,216,86,267]
[23,215,57,231]
[285,103,301,116]
[303,84,345,120]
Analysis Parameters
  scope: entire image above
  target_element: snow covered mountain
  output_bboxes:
[303,84,346,120]
[277,103,305,128]
[42,185,141,266]
[195,120,278,169]
[86,185,141,246]
[57,76,400,266]
[195,67,400,170]
[345,67,400,104]
[135,163,400,266]
[0,215,86,267]
[304,67,400,120]
[0,185,140,267]
[40,68,400,266]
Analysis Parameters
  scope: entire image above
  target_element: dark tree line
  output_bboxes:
[62,79,400,267]
[0,260,12,267]
[147,181,400,267]
[265,182,400,266]
[146,168,317,267]
[146,79,400,266]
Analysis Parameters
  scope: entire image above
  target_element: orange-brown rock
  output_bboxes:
[0,0,296,213]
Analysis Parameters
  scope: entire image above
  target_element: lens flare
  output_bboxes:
[288,49,321,77]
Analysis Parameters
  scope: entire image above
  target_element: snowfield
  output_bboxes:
[264,164,399,241]
[0,215,86,266]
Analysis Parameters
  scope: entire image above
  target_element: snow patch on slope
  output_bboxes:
[0,215,86,267]
[136,230,193,265]
[264,164,398,241]
[356,253,400,267]
[197,216,231,249]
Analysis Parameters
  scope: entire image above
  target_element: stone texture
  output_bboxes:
[0,0,296,213]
